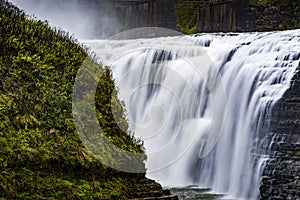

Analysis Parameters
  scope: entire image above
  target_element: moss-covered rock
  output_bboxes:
[0,0,173,199]
[250,0,300,31]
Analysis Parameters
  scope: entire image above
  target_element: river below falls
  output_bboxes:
[170,187,222,199]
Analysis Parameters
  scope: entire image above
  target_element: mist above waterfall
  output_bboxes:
[9,0,123,39]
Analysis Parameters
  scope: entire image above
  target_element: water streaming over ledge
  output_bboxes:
[84,30,300,199]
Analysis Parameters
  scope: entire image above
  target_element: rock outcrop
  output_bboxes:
[196,0,254,32]
[260,65,300,199]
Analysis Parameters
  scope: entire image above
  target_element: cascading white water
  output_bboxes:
[84,30,300,199]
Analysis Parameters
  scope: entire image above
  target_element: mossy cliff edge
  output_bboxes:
[0,1,177,199]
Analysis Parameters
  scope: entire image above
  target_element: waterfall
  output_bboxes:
[84,30,300,199]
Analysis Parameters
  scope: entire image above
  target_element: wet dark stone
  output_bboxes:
[259,65,300,199]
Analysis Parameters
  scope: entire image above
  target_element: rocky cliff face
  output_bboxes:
[260,64,300,199]
[195,0,300,33]
[196,0,254,32]
[125,1,156,29]
[250,0,300,31]
[197,2,237,32]
[124,0,178,31]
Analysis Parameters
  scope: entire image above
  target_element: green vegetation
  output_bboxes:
[250,0,276,6]
[285,150,293,157]
[285,150,300,157]
[0,0,167,199]
[250,0,300,30]
[174,3,198,34]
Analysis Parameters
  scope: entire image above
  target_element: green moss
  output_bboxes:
[174,3,198,34]
[250,0,274,6]
[250,0,300,30]
[0,0,165,199]
[286,150,293,156]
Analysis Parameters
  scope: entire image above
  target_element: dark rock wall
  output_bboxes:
[260,135,300,199]
[124,0,178,31]
[271,67,300,135]
[194,0,300,33]
[156,0,178,30]
[197,2,236,32]
[250,4,288,31]
[250,0,300,31]
[124,1,156,29]
[196,0,254,32]
[260,65,300,199]
[235,0,254,31]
